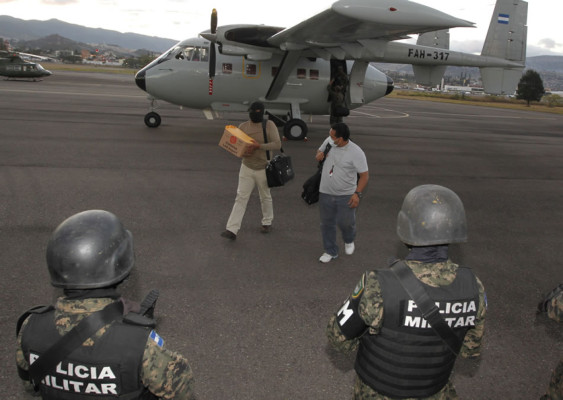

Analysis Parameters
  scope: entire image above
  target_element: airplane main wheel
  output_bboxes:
[144,112,161,128]
[283,119,308,141]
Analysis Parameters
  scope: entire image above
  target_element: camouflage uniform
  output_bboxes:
[540,286,562,400]
[16,296,195,400]
[546,288,563,323]
[327,260,487,400]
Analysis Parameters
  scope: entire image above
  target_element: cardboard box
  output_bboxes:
[218,125,255,157]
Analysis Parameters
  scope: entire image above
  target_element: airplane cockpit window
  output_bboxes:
[158,47,179,63]
[172,46,209,62]
[159,45,210,63]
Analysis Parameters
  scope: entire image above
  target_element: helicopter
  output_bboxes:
[0,51,52,80]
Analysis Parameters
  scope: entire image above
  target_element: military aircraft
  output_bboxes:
[0,51,52,80]
[135,0,527,140]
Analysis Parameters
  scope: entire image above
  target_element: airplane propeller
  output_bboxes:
[209,8,217,79]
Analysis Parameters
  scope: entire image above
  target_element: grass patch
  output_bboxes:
[390,90,563,115]
[42,62,137,75]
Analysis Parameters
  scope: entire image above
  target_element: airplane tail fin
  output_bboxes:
[480,0,528,94]
[412,30,449,87]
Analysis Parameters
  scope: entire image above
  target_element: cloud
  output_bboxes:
[538,38,558,49]
[526,45,563,57]
[41,0,78,4]
[531,38,563,56]
[537,38,563,51]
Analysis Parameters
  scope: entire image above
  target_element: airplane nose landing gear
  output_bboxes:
[144,112,161,128]
[143,97,162,128]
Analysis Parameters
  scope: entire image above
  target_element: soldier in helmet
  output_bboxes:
[326,185,487,399]
[538,284,562,400]
[16,210,195,399]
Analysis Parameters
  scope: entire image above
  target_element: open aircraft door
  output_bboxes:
[330,59,368,108]
[348,61,369,106]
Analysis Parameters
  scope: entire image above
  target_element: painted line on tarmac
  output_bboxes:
[0,88,143,99]
[350,105,409,119]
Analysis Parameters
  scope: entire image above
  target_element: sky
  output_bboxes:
[1,0,562,56]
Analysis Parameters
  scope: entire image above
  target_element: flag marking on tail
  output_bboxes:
[498,14,510,24]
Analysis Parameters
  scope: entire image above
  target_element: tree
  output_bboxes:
[516,69,545,106]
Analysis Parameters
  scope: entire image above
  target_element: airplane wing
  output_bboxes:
[203,0,474,100]
[204,0,474,60]
[267,0,474,52]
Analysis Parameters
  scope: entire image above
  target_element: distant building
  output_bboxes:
[1,39,11,51]
[443,85,484,95]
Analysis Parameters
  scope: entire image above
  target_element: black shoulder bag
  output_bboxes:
[390,261,462,355]
[262,119,294,188]
[301,143,332,205]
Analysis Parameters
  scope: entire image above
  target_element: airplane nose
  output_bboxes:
[135,69,146,92]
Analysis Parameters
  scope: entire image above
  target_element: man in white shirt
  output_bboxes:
[315,123,369,263]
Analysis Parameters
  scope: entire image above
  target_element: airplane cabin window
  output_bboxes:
[297,68,306,79]
[310,69,319,80]
[246,64,257,76]
[222,63,233,74]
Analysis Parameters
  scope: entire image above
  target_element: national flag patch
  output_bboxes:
[150,330,164,347]
[498,14,510,24]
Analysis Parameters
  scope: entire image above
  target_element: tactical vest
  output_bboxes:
[20,306,153,400]
[355,267,480,398]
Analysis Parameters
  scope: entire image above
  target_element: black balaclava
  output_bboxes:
[249,101,264,123]
[405,244,449,263]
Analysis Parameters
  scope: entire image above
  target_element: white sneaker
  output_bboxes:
[319,253,338,263]
[345,242,355,255]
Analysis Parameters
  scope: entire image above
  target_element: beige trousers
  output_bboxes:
[226,163,273,234]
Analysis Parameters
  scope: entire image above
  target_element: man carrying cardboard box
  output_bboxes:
[221,101,281,240]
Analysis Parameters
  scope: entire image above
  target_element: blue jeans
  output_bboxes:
[319,193,356,256]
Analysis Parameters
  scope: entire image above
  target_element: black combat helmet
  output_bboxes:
[46,210,134,289]
[396,184,467,246]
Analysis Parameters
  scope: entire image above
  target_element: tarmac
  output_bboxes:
[1,70,562,399]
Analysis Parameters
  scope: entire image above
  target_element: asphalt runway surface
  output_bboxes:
[1,70,562,399]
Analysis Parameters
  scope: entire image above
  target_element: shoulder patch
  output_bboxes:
[352,274,365,299]
[150,330,164,347]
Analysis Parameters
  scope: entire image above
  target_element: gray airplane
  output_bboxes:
[135,0,527,139]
